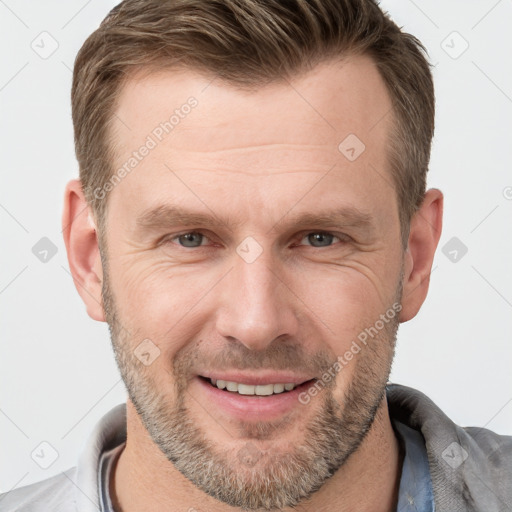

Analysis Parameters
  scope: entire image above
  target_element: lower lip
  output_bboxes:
[193,376,317,421]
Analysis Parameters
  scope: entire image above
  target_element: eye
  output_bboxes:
[299,232,344,248]
[168,231,209,248]
[162,231,347,250]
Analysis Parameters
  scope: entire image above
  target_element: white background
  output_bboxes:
[1,0,511,491]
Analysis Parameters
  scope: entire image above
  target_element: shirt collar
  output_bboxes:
[393,418,435,512]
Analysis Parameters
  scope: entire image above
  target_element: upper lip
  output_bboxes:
[199,372,316,386]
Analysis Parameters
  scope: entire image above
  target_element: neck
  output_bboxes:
[111,396,402,512]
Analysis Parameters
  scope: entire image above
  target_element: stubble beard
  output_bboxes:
[101,260,402,510]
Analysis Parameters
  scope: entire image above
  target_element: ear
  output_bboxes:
[399,188,443,323]
[62,179,105,322]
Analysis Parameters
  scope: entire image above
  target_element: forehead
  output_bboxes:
[114,55,392,151]
[107,55,396,229]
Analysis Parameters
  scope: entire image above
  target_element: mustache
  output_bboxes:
[172,339,336,378]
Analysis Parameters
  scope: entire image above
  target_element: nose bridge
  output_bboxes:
[215,242,297,351]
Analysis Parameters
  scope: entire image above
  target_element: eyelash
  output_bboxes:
[162,230,349,249]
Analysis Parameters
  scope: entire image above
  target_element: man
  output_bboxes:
[2,0,511,511]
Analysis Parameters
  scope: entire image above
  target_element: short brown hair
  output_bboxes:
[72,0,434,247]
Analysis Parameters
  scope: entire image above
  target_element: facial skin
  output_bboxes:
[63,55,442,511]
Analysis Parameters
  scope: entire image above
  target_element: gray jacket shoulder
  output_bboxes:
[461,425,512,506]
[0,468,78,512]
[463,424,512,466]
[388,383,512,511]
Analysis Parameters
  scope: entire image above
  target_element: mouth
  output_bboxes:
[193,374,318,421]
[199,376,312,396]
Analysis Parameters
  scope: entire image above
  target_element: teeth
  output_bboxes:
[226,381,238,392]
[273,383,285,394]
[238,384,256,395]
[210,379,297,395]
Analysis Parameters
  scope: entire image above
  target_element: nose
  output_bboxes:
[215,245,299,351]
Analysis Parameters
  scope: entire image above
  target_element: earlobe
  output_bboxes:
[62,179,106,322]
[399,188,443,323]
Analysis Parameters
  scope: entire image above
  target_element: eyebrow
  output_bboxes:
[269,207,375,235]
[135,204,376,236]
[136,205,244,233]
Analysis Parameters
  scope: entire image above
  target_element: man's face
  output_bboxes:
[101,56,405,509]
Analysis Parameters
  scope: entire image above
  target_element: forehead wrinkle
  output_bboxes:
[166,166,335,179]
[157,144,337,172]
[164,142,334,154]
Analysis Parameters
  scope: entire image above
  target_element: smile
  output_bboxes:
[209,378,298,396]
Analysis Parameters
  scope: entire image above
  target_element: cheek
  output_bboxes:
[109,258,219,348]
[291,264,393,347]
[290,262,400,395]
